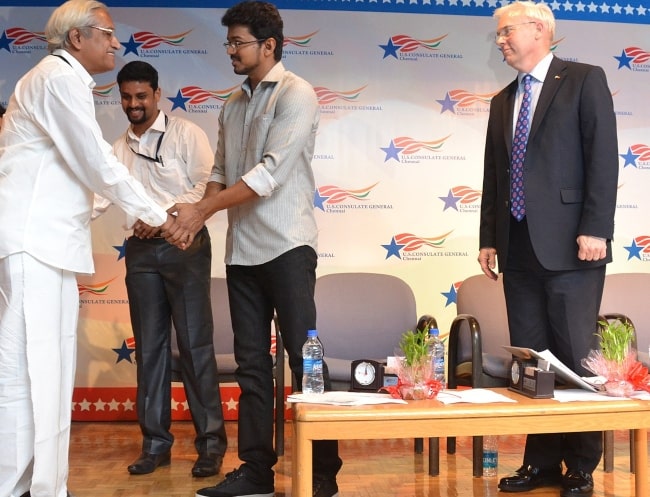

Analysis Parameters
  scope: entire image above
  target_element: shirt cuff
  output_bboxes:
[241,164,279,198]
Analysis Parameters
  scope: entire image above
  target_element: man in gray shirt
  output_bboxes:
[167,2,341,497]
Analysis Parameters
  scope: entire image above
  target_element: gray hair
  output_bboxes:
[494,1,556,40]
[45,0,108,53]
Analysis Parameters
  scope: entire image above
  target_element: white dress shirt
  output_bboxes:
[94,111,213,230]
[0,49,167,274]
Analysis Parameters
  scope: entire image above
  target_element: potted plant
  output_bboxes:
[392,327,441,400]
[582,318,636,396]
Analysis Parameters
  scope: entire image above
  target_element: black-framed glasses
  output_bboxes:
[89,25,115,38]
[495,21,536,41]
[223,39,264,51]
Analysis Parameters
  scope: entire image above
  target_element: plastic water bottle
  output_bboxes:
[302,329,324,394]
[428,327,446,386]
[482,435,498,477]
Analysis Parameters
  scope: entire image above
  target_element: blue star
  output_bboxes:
[439,189,461,211]
[113,239,128,261]
[113,340,136,363]
[624,239,643,260]
[379,38,401,59]
[380,140,404,163]
[614,49,634,70]
[168,89,191,112]
[121,35,142,56]
[436,92,458,114]
[0,30,15,52]
[619,147,640,168]
[441,284,457,307]
[313,190,328,211]
[381,237,405,259]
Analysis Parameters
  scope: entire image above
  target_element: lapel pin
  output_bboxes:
[554,75,561,79]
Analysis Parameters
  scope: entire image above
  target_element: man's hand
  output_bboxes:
[164,203,205,250]
[478,247,498,280]
[133,219,160,239]
[577,235,607,261]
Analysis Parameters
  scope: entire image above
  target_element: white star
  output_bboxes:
[71,401,77,412]
[181,400,189,411]
[94,398,107,411]
[562,0,574,10]
[612,2,623,12]
[588,1,599,11]
[79,399,91,411]
[423,0,432,4]
[624,3,634,13]
[396,0,405,4]
[550,0,561,10]
[123,398,135,411]
[109,399,121,411]
[638,4,647,15]
[225,397,239,411]
[600,2,610,13]
[462,0,472,6]
[171,398,180,411]
[436,0,445,5]
[410,0,418,4]
[575,1,586,11]
[383,0,391,4]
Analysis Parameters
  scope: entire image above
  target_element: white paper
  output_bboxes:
[552,389,631,402]
[287,391,407,406]
[436,388,517,405]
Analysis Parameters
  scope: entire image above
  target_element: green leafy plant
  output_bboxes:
[399,327,430,367]
[597,319,635,363]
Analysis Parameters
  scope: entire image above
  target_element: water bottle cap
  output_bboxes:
[307,329,318,338]
[428,327,440,336]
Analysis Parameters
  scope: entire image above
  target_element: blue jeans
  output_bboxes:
[226,245,341,483]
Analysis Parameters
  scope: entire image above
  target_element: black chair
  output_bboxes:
[171,277,285,455]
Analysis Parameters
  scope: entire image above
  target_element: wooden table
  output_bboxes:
[292,388,649,496]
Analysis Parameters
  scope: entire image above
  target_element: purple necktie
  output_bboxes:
[510,74,532,221]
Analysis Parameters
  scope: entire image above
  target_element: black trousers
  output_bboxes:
[504,218,604,472]
[226,246,341,484]
[125,227,227,456]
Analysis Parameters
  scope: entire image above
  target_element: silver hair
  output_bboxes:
[494,1,556,40]
[45,0,108,53]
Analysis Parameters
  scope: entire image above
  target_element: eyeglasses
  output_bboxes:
[89,25,116,38]
[223,39,264,51]
[495,21,536,41]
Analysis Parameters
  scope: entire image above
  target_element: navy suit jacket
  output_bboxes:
[479,56,619,271]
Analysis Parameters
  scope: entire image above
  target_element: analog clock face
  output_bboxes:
[511,361,521,384]
[353,361,377,386]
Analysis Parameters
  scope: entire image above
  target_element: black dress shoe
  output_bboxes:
[192,453,223,477]
[498,464,563,492]
[127,451,171,475]
[561,469,594,497]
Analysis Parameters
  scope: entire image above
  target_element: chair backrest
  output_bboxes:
[210,277,234,356]
[600,272,650,364]
[314,272,418,387]
[455,274,511,363]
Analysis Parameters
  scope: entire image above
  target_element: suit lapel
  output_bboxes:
[529,56,567,143]
[503,79,518,158]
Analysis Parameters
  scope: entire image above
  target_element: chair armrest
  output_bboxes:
[447,313,483,389]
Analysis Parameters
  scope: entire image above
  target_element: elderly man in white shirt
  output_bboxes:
[0,2,173,497]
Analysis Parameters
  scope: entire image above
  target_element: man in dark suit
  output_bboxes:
[478,2,618,497]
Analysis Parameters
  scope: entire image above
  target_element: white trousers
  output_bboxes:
[0,253,78,497]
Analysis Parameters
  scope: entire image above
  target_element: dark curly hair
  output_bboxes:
[117,61,159,91]
[221,1,283,62]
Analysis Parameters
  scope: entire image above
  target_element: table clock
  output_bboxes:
[351,359,388,391]
[508,357,555,398]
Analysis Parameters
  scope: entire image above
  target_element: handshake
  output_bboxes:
[134,202,204,250]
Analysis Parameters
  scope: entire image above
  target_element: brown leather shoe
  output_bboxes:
[127,451,171,475]
[498,464,562,492]
[192,453,223,477]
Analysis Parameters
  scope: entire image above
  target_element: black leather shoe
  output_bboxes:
[561,469,594,497]
[127,451,171,475]
[498,464,562,492]
[192,453,223,477]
